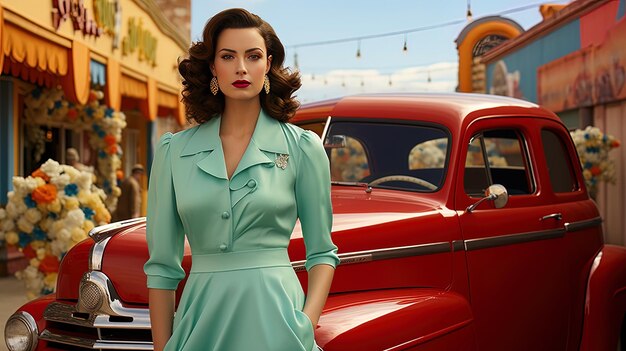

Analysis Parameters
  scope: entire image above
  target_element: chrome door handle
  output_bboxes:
[541,213,562,221]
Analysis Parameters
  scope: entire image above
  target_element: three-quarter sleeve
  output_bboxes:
[143,133,186,290]
[295,130,340,271]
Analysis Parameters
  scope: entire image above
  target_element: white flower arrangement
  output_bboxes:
[23,87,126,213]
[570,126,620,197]
[0,159,110,299]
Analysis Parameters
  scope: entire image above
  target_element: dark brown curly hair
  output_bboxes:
[178,8,301,124]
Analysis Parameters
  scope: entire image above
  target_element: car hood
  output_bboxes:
[57,186,446,305]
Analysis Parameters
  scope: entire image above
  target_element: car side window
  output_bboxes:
[541,129,578,192]
[464,129,534,197]
[330,136,371,182]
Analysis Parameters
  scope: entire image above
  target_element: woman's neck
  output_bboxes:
[220,98,262,137]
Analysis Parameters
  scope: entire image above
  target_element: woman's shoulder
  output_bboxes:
[280,123,321,147]
[156,125,201,153]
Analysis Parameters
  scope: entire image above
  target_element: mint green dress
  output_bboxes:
[143,110,339,351]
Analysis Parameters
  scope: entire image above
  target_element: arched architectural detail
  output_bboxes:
[456,16,524,92]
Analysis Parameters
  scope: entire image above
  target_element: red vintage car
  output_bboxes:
[5,93,626,351]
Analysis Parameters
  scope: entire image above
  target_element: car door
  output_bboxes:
[535,120,604,351]
[455,117,570,351]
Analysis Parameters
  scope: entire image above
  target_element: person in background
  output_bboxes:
[65,148,93,173]
[112,164,144,221]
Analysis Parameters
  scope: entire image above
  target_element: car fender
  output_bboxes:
[317,288,477,351]
[580,245,626,351]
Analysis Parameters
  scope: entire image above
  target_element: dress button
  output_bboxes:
[247,179,257,188]
[221,211,230,219]
[219,243,228,251]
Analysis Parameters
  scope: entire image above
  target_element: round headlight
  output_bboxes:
[4,311,37,351]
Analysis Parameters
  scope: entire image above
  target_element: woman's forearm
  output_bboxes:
[302,264,335,327]
[149,288,176,351]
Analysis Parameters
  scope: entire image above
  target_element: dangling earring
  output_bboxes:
[210,77,219,96]
[264,75,270,94]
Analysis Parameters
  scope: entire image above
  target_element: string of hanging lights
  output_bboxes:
[287,0,567,62]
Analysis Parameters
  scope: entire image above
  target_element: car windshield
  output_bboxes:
[324,120,450,192]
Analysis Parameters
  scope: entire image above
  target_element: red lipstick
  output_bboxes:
[232,80,251,88]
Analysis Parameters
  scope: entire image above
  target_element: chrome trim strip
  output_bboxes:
[292,242,450,272]
[88,218,145,271]
[89,217,146,243]
[565,217,602,233]
[90,236,112,271]
[39,329,153,350]
[464,228,566,251]
[6,311,38,351]
[452,240,465,251]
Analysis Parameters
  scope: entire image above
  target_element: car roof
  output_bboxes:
[292,93,559,129]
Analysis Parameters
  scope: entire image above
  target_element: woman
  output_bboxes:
[144,8,339,351]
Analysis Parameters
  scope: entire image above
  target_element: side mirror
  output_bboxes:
[465,184,509,213]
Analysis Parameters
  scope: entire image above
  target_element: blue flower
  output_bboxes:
[48,212,58,219]
[82,207,95,220]
[97,130,106,138]
[54,100,62,109]
[85,107,94,117]
[32,227,46,241]
[18,232,32,248]
[98,150,107,159]
[24,194,37,208]
[584,162,593,169]
[41,287,54,295]
[65,183,79,196]
[92,123,101,132]
[584,133,590,140]
[105,108,114,118]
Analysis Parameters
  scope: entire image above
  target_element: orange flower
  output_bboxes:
[116,169,124,180]
[108,144,118,155]
[590,166,602,176]
[32,184,57,204]
[38,255,60,274]
[104,134,117,146]
[31,168,50,182]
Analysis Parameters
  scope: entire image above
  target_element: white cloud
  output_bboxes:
[296,62,458,103]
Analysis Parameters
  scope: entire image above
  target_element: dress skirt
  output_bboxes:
[164,249,316,351]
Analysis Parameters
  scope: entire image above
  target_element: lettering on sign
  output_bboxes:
[122,18,158,67]
[93,0,122,49]
[52,0,103,37]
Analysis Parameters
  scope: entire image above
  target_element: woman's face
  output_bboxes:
[211,28,272,102]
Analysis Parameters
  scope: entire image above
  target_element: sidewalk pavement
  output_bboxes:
[0,276,28,351]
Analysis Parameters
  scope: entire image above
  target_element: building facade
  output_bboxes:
[479,0,626,245]
[0,0,190,274]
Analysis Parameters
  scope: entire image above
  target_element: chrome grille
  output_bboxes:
[41,302,153,350]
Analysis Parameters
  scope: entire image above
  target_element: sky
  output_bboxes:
[191,0,572,103]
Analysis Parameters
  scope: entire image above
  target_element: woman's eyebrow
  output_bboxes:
[218,47,265,53]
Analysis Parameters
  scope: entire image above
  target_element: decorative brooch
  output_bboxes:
[275,154,289,170]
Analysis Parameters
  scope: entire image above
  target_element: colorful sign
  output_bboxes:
[52,0,102,37]
[538,18,626,112]
[122,17,158,67]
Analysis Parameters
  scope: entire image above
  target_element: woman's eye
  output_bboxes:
[221,55,233,60]
[248,54,261,60]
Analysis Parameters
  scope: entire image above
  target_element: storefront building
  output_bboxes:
[0,0,189,211]
[479,0,626,245]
